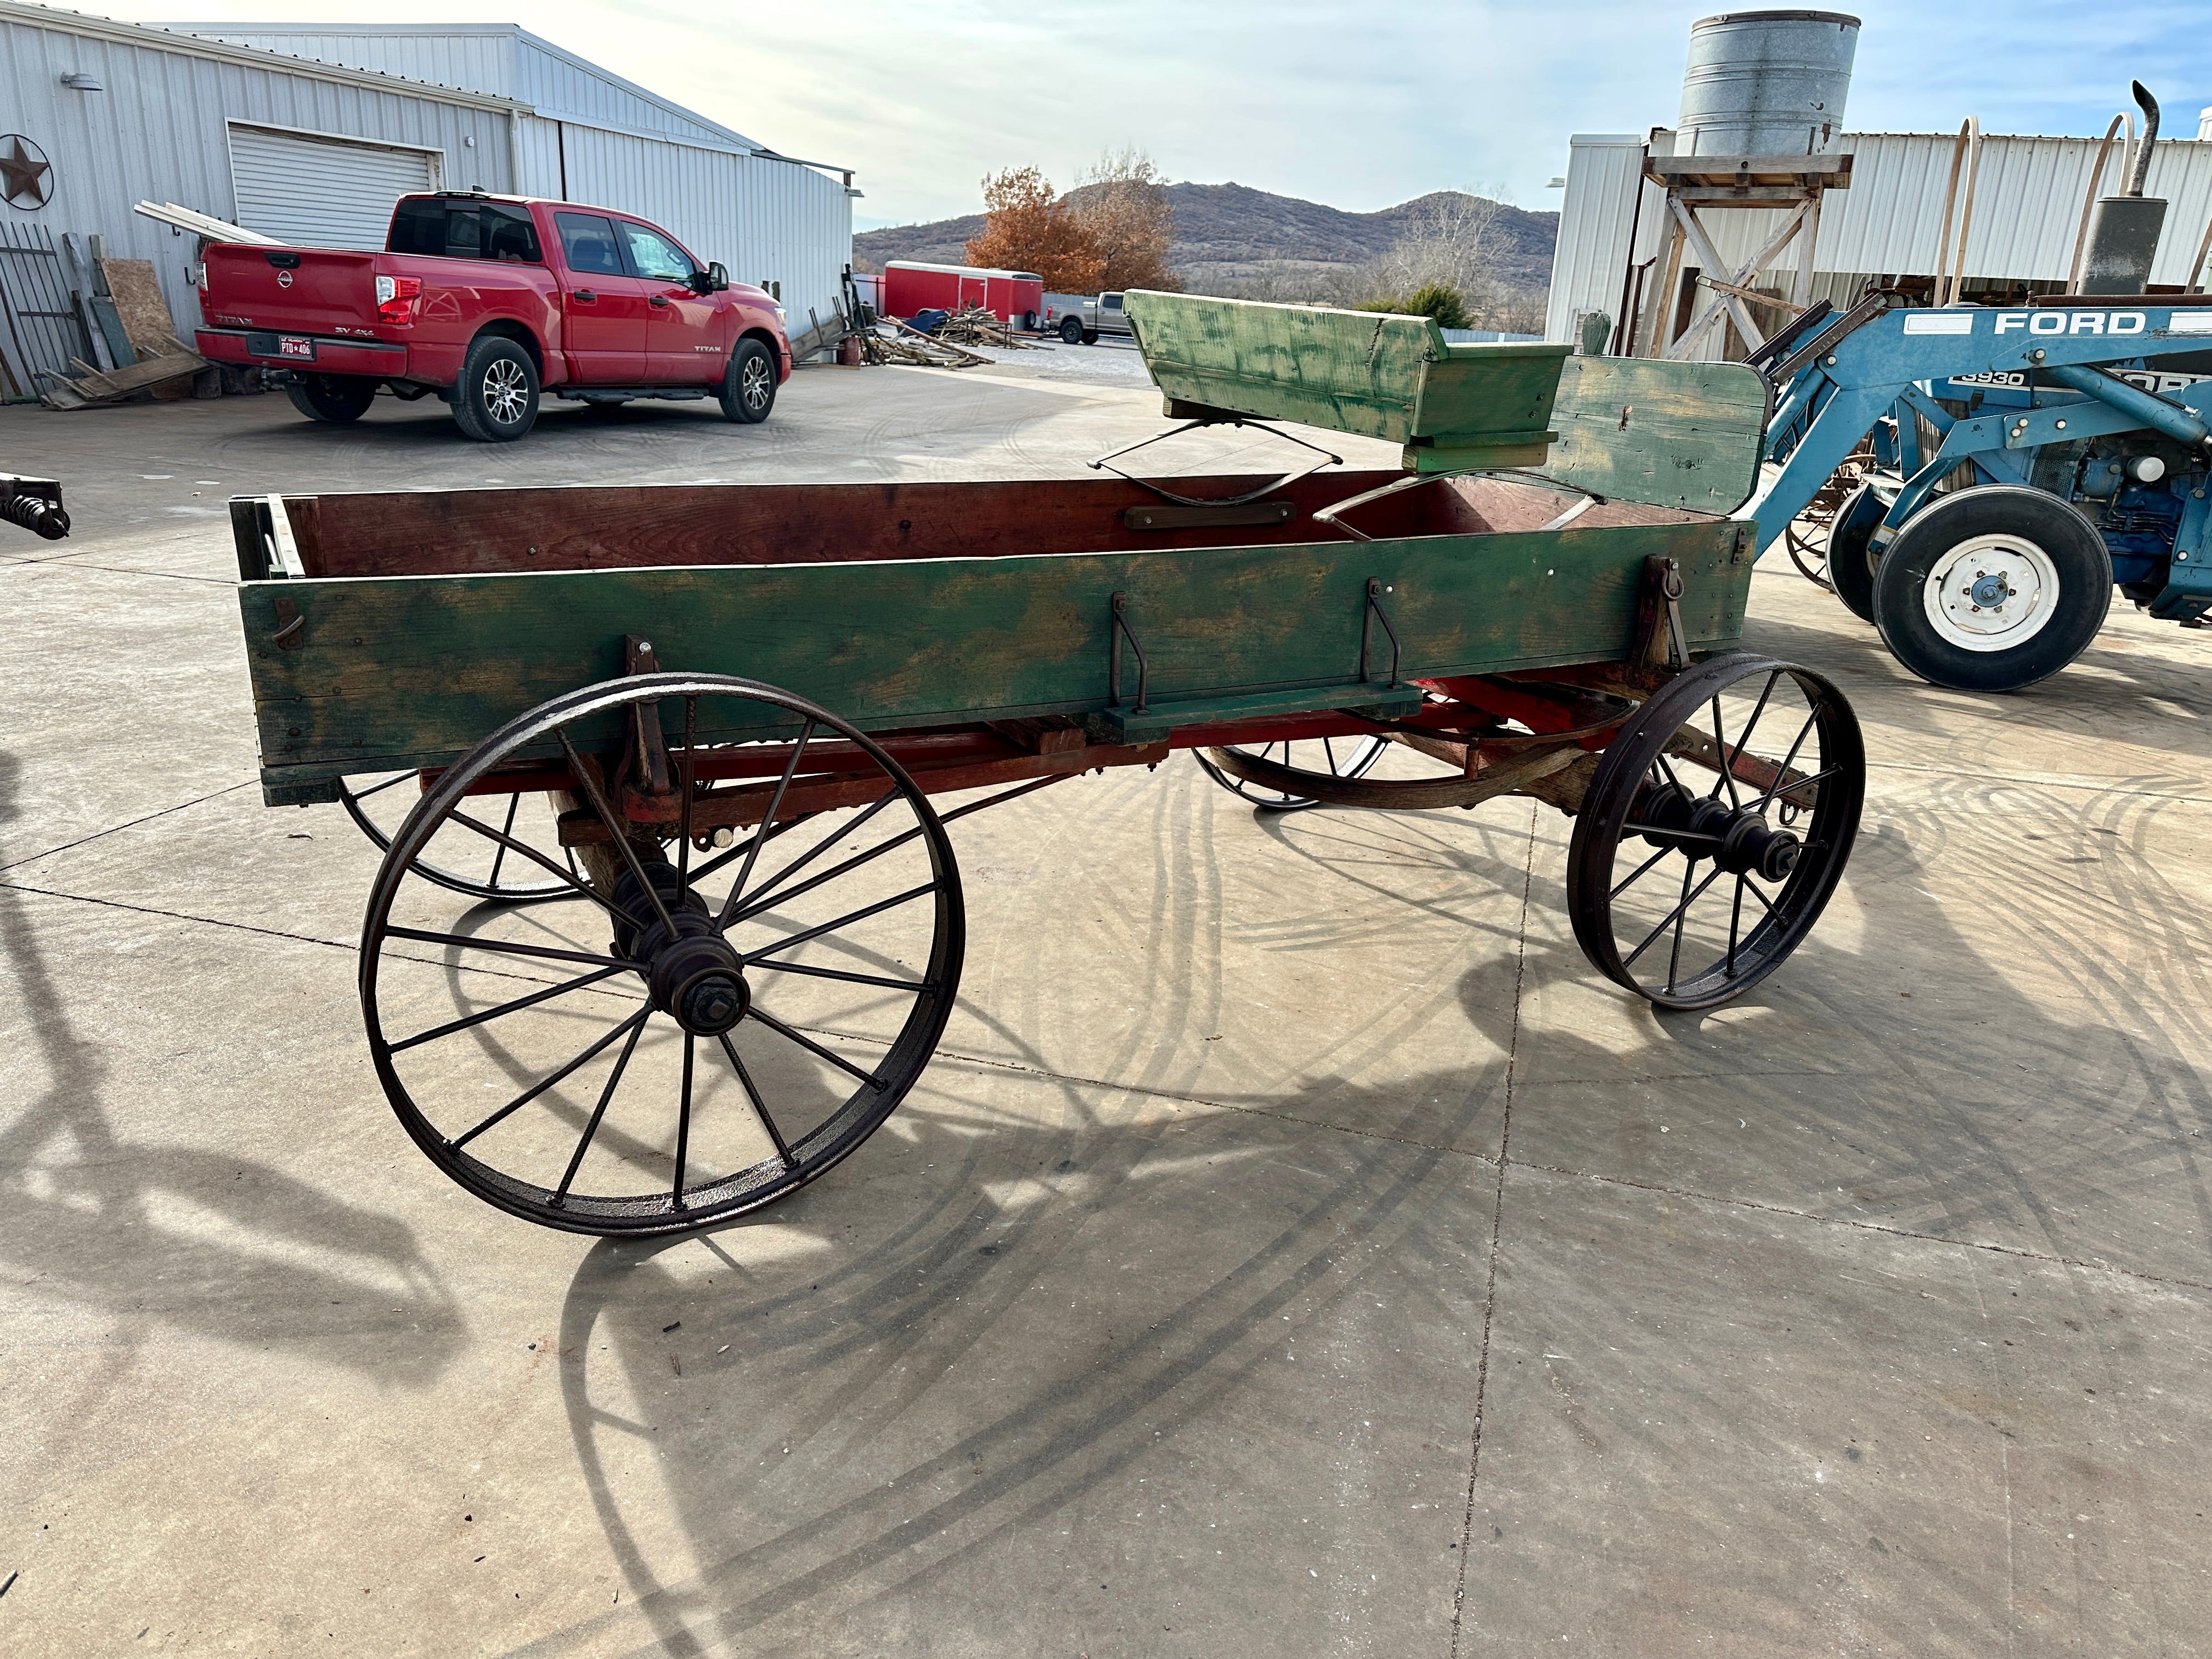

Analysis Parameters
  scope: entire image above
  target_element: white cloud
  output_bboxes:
[105,0,2212,225]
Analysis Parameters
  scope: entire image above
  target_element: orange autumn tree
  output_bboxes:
[964,167,1105,292]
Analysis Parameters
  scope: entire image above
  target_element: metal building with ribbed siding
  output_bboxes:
[0,1,854,378]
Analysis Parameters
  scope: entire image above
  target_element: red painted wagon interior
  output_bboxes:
[279,471,1716,579]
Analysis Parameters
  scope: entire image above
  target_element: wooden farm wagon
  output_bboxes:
[229,294,1863,1235]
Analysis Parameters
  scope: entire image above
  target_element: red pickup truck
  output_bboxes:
[195,191,791,442]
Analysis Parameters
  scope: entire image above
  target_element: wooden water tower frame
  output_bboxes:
[1638,153,1853,359]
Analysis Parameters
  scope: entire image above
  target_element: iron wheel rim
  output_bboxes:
[1566,653,1863,1011]
[339,771,581,902]
[359,673,965,1235]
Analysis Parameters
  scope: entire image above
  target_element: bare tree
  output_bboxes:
[1070,147,1181,292]
[1352,187,1537,329]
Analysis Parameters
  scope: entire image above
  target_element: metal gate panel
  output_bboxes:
[228,123,442,250]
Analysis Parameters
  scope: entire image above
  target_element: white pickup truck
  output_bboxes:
[1043,291,1132,345]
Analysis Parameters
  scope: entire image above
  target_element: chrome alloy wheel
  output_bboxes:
[483,357,532,426]
[741,356,772,413]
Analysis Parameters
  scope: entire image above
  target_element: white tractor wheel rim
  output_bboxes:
[1921,532,2060,652]
[484,360,529,424]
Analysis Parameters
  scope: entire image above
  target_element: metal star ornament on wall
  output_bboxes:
[0,136,53,210]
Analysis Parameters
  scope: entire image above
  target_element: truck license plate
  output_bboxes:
[249,331,317,362]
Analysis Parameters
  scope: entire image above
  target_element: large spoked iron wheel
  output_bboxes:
[360,674,964,1235]
[340,771,583,903]
[1193,735,1390,810]
[1567,653,1864,1011]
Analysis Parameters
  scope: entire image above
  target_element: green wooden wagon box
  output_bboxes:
[228,294,1862,1237]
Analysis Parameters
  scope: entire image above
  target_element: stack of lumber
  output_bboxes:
[40,255,205,409]
[933,304,1035,349]
[859,317,992,369]
[40,350,208,410]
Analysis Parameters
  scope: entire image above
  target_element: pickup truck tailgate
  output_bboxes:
[203,245,377,335]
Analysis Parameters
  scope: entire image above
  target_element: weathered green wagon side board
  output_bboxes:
[1541,356,1771,515]
[1122,291,1573,472]
[244,517,1757,802]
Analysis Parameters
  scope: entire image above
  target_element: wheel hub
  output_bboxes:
[1634,780,1801,881]
[1925,533,2056,650]
[612,859,751,1036]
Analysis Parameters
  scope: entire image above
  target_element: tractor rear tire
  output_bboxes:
[1826,481,1885,624]
[1871,485,2112,692]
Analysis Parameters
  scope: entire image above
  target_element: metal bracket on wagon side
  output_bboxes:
[1628,556,1690,673]
[1107,592,1151,714]
[1360,578,1403,689]
[620,634,674,797]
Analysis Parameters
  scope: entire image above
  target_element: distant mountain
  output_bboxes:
[854,183,1556,296]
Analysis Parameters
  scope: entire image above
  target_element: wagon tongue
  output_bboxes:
[612,857,749,1035]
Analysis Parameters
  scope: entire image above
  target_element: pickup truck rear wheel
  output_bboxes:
[452,336,540,443]
[1059,317,1085,345]
[719,339,776,424]
[285,374,378,424]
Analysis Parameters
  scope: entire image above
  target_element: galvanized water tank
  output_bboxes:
[1679,10,1860,157]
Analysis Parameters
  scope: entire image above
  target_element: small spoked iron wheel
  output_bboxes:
[1567,653,1864,1011]
[359,673,964,1236]
[1193,734,1390,810]
[340,772,582,903]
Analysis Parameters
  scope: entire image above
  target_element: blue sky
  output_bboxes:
[111,1,2212,225]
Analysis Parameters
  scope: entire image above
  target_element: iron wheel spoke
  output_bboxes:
[551,1013,646,1204]
[390,964,630,1053]
[687,808,814,889]
[1707,697,1740,806]
[676,696,698,897]
[718,1032,795,1169]
[1621,861,1725,972]
[1750,763,1841,815]
[715,721,815,929]
[672,1036,695,1206]
[558,729,679,938]
[1730,670,1782,771]
[746,957,929,991]
[1609,842,1675,901]
[1762,706,1823,807]
[741,882,936,961]
[746,1006,882,1089]
[487,793,520,889]
[446,806,646,931]
[727,820,927,930]
[450,1006,652,1150]
[352,771,415,800]
[384,926,635,972]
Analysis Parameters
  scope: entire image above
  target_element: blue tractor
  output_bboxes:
[1747,292,2212,691]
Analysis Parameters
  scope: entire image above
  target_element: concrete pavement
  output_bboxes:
[2,364,2209,1656]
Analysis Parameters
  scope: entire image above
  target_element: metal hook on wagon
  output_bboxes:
[1107,591,1151,714]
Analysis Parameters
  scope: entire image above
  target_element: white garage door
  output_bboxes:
[229,125,442,250]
